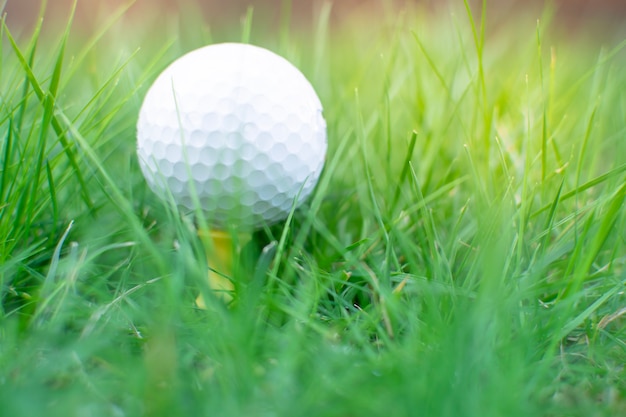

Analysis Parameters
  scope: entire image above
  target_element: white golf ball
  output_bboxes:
[137,43,327,228]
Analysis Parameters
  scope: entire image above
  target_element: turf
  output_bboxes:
[1,1,625,416]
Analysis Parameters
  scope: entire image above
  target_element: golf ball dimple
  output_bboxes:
[137,43,327,228]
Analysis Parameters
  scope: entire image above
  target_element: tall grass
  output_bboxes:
[0,1,625,416]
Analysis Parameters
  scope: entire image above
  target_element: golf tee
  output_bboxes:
[195,229,250,308]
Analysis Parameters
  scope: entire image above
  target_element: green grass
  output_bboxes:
[1,1,625,416]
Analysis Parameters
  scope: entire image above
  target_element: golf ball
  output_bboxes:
[137,43,327,228]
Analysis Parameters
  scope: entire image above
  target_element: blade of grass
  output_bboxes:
[241,6,254,44]
[15,0,47,132]
[396,177,468,222]
[464,143,489,203]
[463,0,489,148]
[560,183,626,299]
[539,177,564,254]
[313,1,332,82]
[267,186,303,284]
[34,220,74,324]
[548,47,564,168]
[279,0,292,51]
[390,131,418,214]
[575,105,598,188]
[24,1,76,234]
[409,161,453,282]
[45,159,58,235]
[0,118,13,204]
[0,14,3,70]
[553,283,622,348]
[531,163,626,216]
[48,0,75,99]
[0,240,47,315]
[516,74,533,264]
[23,92,54,233]
[3,22,94,211]
[355,89,387,243]
[412,31,450,96]
[536,20,548,185]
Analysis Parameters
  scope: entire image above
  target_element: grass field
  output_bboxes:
[1,1,625,416]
